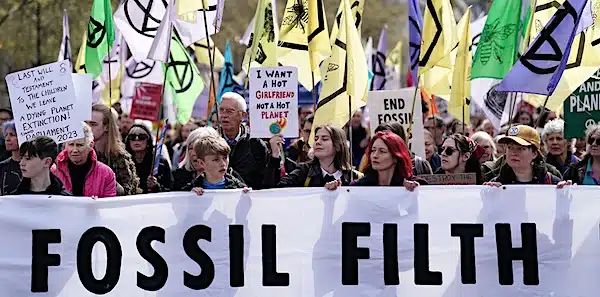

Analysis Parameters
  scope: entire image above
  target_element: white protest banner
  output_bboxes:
[72,74,93,121]
[368,88,426,158]
[249,66,299,138]
[1,186,595,296]
[5,61,83,145]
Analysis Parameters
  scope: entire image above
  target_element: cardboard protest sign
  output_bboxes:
[5,61,83,145]
[564,69,600,138]
[367,88,426,159]
[130,82,163,122]
[417,173,476,185]
[249,66,299,138]
[72,74,93,121]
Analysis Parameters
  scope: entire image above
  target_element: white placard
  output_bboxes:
[367,88,426,158]
[5,61,83,145]
[72,74,93,121]
[249,66,299,138]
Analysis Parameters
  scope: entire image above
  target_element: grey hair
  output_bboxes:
[471,131,496,155]
[68,122,94,147]
[221,92,247,112]
[542,119,564,142]
[179,126,219,171]
[586,123,600,141]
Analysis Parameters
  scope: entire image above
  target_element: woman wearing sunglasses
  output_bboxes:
[485,125,569,187]
[436,133,485,184]
[564,124,600,185]
[125,124,173,193]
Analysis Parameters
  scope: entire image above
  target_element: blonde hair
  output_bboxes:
[92,104,125,157]
[194,135,230,160]
[180,126,219,171]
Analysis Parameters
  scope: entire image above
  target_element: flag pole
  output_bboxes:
[407,75,420,139]
[151,62,169,176]
[200,1,219,123]
[311,72,317,111]
[507,92,517,128]
[462,101,465,134]
[107,46,112,109]
[348,95,354,176]
[535,94,551,129]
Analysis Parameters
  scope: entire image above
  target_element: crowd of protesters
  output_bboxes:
[0,93,593,197]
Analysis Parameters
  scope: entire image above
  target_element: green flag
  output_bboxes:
[165,37,204,124]
[85,0,115,77]
[470,0,523,128]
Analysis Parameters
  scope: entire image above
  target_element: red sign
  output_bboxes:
[130,82,163,122]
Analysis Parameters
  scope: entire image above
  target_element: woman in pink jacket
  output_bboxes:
[52,123,117,198]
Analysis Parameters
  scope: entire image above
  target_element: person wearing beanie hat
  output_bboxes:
[485,125,569,187]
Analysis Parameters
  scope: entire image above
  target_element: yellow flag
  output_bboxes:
[176,0,201,22]
[278,0,330,91]
[448,7,471,125]
[523,0,600,111]
[418,0,458,76]
[310,0,368,145]
[192,37,225,67]
[329,0,365,42]
[101,65,123,106]
[386,41,403,68]
[242,0,279,72]
[75,31,87,73]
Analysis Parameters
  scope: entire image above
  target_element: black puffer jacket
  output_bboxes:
[0,157,21,195]
[222,125,269,190]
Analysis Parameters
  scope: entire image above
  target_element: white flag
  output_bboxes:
[239,16,255,46]
[120,57,164,113]
[114,0,220,61]
[148,0,175,62]
[101,31,125,83]
[57,9,72,62]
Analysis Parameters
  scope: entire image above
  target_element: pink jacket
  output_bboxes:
[52,149,117,198]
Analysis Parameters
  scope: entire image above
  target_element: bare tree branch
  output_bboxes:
[0,0,36,29]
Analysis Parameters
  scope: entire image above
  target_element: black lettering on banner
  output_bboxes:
[77,227,122,294]
[31,229,61,292]
[183,225,215,290]
[341,222,371,285]
[136,226,168,291]
[495,223,539,285]
[229,225,245,287]
[451,224,484,284]
[520,0,578,74]
[262,225,290,286]
[383,224,399,285]
[414,224,443,285]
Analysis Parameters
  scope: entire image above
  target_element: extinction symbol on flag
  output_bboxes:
[475,19,518,65]
[124,0,166,38]
[168,55,193,93]
[484,84,508,119]
[418,0,442,67]
[335,0,362,29]
[127,60,156,79]
[87,18,107,48]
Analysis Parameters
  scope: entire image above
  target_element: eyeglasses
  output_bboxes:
[218,108,239,115]
[129,133,149,141]
[588,137,600,146]
[440,146,457,156]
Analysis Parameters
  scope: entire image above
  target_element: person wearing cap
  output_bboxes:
[564,124,600,185]
[484,125,568,187]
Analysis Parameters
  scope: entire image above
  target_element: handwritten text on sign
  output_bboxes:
[249,66,299,138]
[5,61,82,145]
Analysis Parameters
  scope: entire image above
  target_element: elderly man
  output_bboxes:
[217,92,271,189]
[543,119,579,176]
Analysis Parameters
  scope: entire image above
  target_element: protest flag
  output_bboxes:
[372,25,388,90]
[85,0,115,78]
[242,0,279,72]
[448,7,472,126]
[470,0,523,129]
[240,17,256,46]
[207,40,235,125]
[496,0,593,96]
[418,0,457,76]
[278,0,331,91]
[148,0,176,63]
[522,0,600,111]
[310,0,368,145]
[193,37,225,68]
[385,40,403,90]
[408,0,423,82]
[58,9,72,62]
[75,31,87,73]
[166,36,205,124]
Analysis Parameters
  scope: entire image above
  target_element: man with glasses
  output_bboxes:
[217,92,271,189]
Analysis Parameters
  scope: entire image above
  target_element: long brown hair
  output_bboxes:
[311,124,352,171]
[92,104,125,157]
